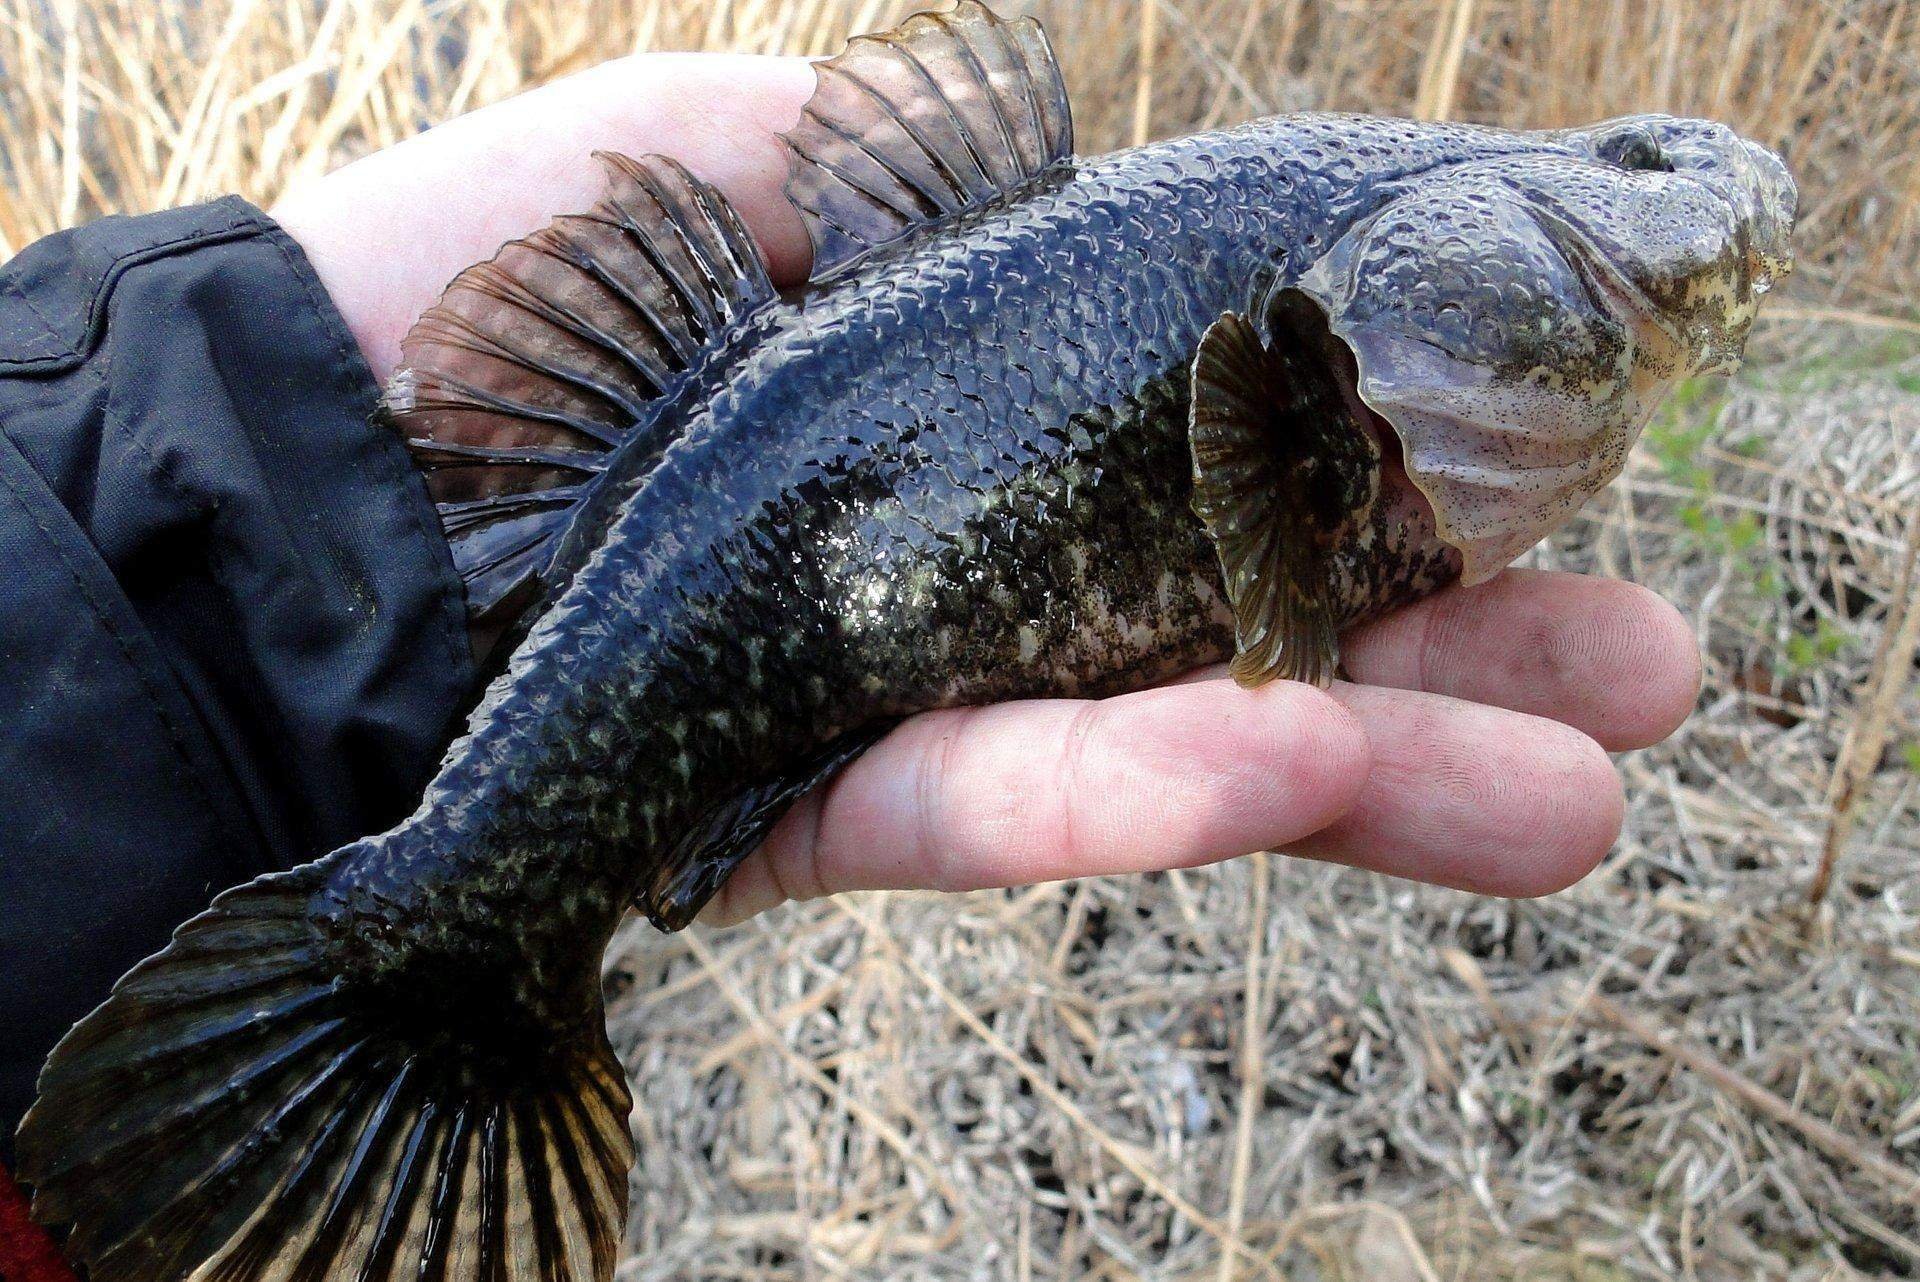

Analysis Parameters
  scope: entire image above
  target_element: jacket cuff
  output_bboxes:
[0,197,478,1143]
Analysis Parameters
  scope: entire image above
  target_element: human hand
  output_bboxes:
[273,54,1702,923]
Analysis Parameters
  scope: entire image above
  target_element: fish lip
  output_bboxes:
[1522,155,1796,379]
[1667,133,1799,295]
[1734,139,1799,294]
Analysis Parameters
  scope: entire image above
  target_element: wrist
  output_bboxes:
[270,52,815,384]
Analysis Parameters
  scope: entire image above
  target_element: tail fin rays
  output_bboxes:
[15,853,634,1282]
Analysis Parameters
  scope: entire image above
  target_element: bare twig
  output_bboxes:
[1216,853,1269,1282]
[681,927,978,1223]
[1809,509,1920,905]
[1763,304,1920,337]
[836,898,1287,1281]
[1587,992,1920,1203]
[1413,0,1475,121]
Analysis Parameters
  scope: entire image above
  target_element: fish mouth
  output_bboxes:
[1524,194,1686,361]
[1734,138,1799,282]
[1555,124,1798,375]
[1513,165,1793,379]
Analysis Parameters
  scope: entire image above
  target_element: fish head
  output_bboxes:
[1285,115,1795,584]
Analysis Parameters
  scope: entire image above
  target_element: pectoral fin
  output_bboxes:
[1189,294,1382,688]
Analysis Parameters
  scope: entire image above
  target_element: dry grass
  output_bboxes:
[4,1,1917,1278]
[4,0,1920,305]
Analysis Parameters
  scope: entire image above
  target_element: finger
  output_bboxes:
[272,54,816,378]
[1289,683,1624,898]
[700,678,1371,925]
[1340,568,1701,751]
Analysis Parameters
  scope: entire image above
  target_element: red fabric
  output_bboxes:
[0,1165,76,1282]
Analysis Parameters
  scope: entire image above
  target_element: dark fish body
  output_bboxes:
[388,118,1498,966]
[17,5,1794,1280]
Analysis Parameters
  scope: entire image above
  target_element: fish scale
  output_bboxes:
[15,5,1794,1279]
[388,123,1532,958]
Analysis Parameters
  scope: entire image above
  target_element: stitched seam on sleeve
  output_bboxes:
[38,209,261,518]
[0,201,260,371]
[1,272,70,358]
[0,445,226,849]
[96,333,216,521]
[257,219,474,686]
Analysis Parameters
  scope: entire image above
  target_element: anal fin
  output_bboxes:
[639,721,896,930]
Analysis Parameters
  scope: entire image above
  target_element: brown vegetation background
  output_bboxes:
[3,0,1919,308]
[3,1,1917,1278]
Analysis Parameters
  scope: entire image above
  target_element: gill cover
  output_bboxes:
[1290,183,1687,585]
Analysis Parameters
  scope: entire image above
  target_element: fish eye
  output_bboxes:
[1596,124,1673,173]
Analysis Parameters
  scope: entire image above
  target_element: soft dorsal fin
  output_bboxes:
[1188,291,1382,688]
[780,0,1074,279]
[384,152,775,646]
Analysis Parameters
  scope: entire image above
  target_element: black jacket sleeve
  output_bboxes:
[0,197,475,1141]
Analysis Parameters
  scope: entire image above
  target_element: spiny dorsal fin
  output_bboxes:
[1189,292,1382,688]
[385,151,775,645]
[780,0,1074,279]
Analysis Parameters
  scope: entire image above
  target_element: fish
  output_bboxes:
[16,4,1794,1279]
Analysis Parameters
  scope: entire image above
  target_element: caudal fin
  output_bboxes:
[14,852,633,1282]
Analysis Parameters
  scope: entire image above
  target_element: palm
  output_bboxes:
[272,53,1700,923]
